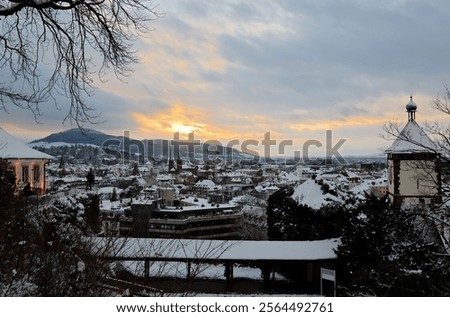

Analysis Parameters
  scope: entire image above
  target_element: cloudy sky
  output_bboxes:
[2,0,450,157]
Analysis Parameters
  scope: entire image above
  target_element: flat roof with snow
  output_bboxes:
[94,238,339,262]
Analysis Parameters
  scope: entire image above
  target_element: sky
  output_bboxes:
[2,0,450,157]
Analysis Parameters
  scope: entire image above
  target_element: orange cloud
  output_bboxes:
[131,102,286,144]
[289,116,388,132]
[132,102,208,138]
[128,92,447,156]
[2,123,53,142]
[289,93,444,132]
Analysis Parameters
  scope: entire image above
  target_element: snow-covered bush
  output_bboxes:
[0,160,110,296]
[337,194,450,296]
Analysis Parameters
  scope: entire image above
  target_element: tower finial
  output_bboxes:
[406,95,417,121]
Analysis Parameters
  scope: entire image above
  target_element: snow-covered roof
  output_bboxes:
[98,186,123,195]
[133,176,148,187]
[346,171,360,179]
[0,128,54,160]
[194,179,221,191]
[292,179,342,209]
[254,184,279,193]
[93,237,339,261]
[385,120,436,154]
[349,182,371,196]
[156,174,173,181]
[278,171,300,182]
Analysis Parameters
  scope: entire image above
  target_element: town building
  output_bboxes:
[101,189,242,239]
[385,97,442,206]
[0,128,54,195]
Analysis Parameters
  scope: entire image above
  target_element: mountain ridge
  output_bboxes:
[30,128,257,162]
[31,128,115,146]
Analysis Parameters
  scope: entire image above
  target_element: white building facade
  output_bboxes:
[0,128,54,195]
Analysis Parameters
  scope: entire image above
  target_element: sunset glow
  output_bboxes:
[2,1,450,157]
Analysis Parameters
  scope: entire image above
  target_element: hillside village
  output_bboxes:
[1,97,450,296]
[3,1,450,309]
[0,127,392,291]
[36,142,390,239]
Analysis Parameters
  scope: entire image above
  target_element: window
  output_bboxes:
[417,179,420,190]
[22,166,29,183]
[388,166,393,185]
[33,166,40,183]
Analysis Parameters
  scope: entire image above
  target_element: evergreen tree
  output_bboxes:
[86,168,95,190]
[337,194,450,296]
[266,188,344,240]
[0,160,28,288]
[79,193,102,234]
[34,197,109,296]
[132,162,140,176]
[0,160,111,296]
[110,187,118,202]
[59,156,65,169]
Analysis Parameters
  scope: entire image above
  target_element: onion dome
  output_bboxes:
[406,95,417,121]
[406,95,417,112]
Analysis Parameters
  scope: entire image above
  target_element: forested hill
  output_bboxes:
[30,128,258,163]
[30,128,118,146]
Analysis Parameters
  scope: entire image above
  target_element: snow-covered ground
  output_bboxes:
[30,141,99,148]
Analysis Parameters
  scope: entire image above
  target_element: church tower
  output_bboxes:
[385,96,441,206]
[168,145,176,174]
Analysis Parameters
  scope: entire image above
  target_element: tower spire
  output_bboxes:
[406,95,417,121]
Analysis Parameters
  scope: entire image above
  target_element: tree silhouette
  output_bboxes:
[86,168,95,190]
[0,159,113,295]
[0,1,160,126]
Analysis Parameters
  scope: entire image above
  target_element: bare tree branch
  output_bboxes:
[0,0,161,127]
[432,84,450,115]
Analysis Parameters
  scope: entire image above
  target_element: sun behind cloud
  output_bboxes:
[132,102,208,138]
[131,101,285,144]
